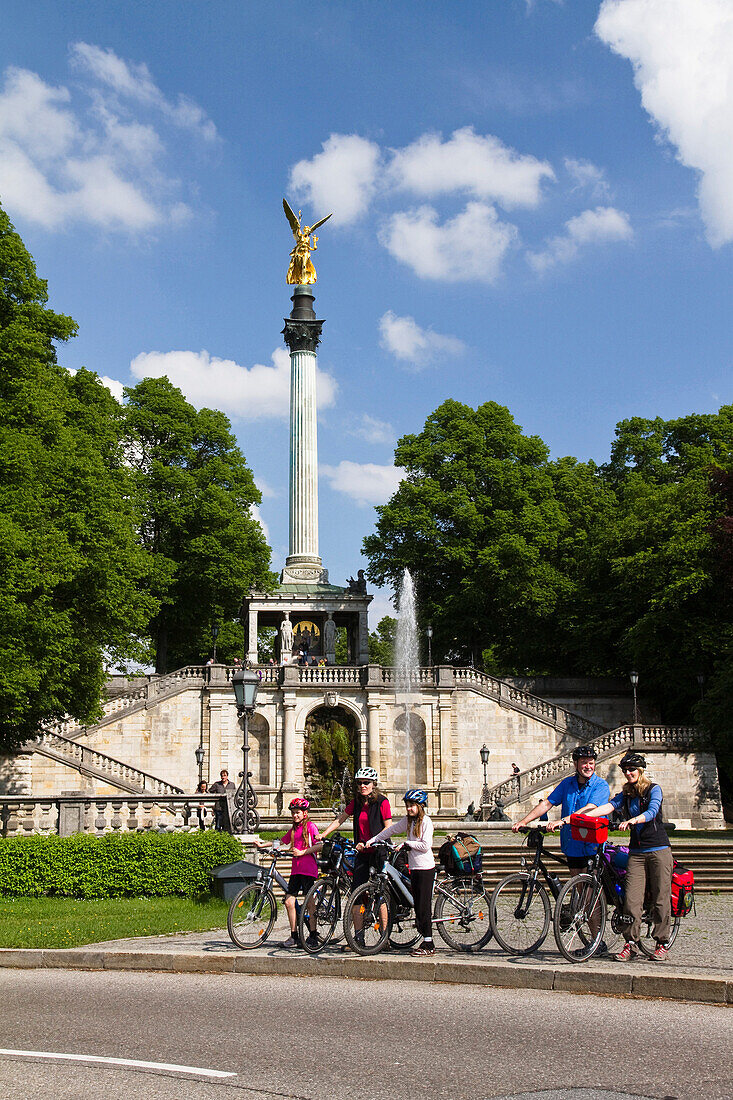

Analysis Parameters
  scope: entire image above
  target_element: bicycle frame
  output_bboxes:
[519,828,566,899]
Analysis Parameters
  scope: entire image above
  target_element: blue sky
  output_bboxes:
[2,0,732,625]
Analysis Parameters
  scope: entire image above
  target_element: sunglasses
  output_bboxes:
[357,780,373,786]
[622,766,640,774]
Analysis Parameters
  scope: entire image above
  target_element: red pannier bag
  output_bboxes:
[671,862,695,916]
[570,814,609,844]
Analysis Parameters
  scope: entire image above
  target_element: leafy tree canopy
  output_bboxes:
[368,615,396,666]
[0,204,153,750]
[123,376,275,671]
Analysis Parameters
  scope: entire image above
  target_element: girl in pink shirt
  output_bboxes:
[254,797,320,947]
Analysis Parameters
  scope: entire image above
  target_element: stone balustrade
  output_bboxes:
[0,794,225,838]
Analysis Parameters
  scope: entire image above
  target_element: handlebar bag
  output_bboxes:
[570,814,609,844]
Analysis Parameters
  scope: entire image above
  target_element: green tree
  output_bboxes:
[368,615,396,666]
[0,204,153,750]
[123,377,275,671]
[363,400,603,670]
[304,713,356,803]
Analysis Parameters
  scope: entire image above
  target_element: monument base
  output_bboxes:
[281,555,329,585]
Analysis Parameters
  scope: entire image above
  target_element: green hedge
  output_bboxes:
[0,832,242,899]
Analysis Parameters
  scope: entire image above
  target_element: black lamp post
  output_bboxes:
[697,671,706,701]
[480,743,490,807]
[194,743,205,785]
[211,623,220,664]
[231,668,260,833]
[630,670,639,725]
[426,623,433,667]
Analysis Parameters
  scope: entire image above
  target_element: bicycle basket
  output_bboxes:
[439,833,482,876]
[570,814,608,844]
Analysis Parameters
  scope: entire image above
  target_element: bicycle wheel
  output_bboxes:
[638,907,681,957]
[434,878,492,952]
[388,902,420,950]
[344,881,391,955]
[227,883,276,949]
[297,876,341,954]
[490,873,551,955]
[553,874,606,963]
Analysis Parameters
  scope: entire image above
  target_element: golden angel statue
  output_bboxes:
[283,198,332,285]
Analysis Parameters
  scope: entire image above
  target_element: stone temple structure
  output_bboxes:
[0,277,725,835]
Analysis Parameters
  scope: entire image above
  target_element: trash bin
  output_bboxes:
[210,859,261,901]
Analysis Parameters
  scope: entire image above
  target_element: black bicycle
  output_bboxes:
[553,839,682,963]
[296,832,356,954]
[489,825,566,955]
[343,843,493,955]
[227,845,293,949]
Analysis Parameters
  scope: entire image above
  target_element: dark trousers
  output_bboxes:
[625,848,673,943]
[411,867,435,941]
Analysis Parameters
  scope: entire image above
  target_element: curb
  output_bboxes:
[1,948,730,1005]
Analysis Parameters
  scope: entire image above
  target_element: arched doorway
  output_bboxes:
[304,705,360,805]
[248,713,270,785]
[393,709,427,787]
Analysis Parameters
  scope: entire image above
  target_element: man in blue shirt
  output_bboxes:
[512,745,610,872]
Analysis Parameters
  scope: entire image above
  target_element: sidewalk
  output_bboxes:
[1,895,730,1006]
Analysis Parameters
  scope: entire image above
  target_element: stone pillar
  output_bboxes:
[281,286,327,584]
[282,695,297,784]
[247,607,258,665]
[438,701,453,783]
[367,702,381,769]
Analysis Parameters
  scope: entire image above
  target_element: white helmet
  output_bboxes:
[354,766,378,783]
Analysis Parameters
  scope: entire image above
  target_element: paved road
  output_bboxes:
[1,968,730,1100]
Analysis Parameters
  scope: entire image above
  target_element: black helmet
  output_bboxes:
[619,751,646,771]
[572,744,598,761]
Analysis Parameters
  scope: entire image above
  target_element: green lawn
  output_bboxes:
[0,895,230,949]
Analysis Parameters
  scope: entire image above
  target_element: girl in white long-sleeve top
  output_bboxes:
[361,788,436,957]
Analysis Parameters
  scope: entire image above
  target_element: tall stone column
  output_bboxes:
[282,696,298,785]
[281,285,328,585]
[246,607,258,666]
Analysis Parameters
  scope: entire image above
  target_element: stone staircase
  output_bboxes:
[25,731,184,796]
[481,724,701,811]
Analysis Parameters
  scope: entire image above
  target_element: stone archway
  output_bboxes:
[248,713,270,786]
[303,704,359,805]
[393,709,427,787]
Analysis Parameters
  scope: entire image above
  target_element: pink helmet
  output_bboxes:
[289,797,310,811]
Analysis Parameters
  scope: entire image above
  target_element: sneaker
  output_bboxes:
[354,929,366,949]
[597,940,609,956]
[281,935,298,948]
[305,933,320,948]
[653,942,670,961]
[615,941,639,962]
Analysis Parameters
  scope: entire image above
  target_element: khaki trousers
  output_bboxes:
[624,847,673,944]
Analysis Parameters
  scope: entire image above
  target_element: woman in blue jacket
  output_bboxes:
[584,751,673,961]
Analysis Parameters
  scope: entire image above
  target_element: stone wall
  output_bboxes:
[2,673,724,828]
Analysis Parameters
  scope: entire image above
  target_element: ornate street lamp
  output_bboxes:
[630,670,639,725]
[697,671,706,701]
[194,743,205,785]
[426,623,433,667]
[231,668,260,833]
[211,622,220,664]
[480,743,490,808]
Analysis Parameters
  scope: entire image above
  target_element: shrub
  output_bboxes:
[0,831,242,898]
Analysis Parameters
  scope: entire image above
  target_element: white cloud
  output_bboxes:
[0,49,209,232]
[351,414,396,446]
[596,0,733,246]
[565,157,612,199]
[289,134,381,226]
[320,461,405,506]
[528,205,633,272]
[389,127,554,209]
[249,504,270,544]
[380,202,517,282]
[254,477,277,499]
[129,346,337,420]
[379,311,465,367]
[70,43,217,141]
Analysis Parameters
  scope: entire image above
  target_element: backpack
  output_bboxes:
[439,832,482,877]
[671,861,695,917]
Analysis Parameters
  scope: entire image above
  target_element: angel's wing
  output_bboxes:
[309,212,333,234]
[282,198,300,236]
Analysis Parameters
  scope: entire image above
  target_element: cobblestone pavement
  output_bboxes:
[90,892,732,974]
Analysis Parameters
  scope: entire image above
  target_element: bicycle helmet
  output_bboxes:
[619,751,646,771]
[288,797,310,810]
[403,788,428,805]
[354,766,378,783]
[572,744,598,761]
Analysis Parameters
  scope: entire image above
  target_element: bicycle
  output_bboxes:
[343,843,493,955]
[489,825,566,955]
[296,832,356,954]
[227,843,297,949]
[553,837,682,963]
